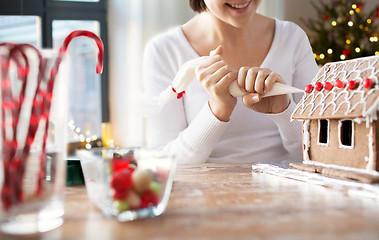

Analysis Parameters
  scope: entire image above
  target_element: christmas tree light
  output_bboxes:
[304,0,379,66]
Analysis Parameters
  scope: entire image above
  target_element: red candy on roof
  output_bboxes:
[363,78,373,89]
[303,77,375,94]
[347,80,357,90]
[324,82,333,90]
[335,79,344,88]
[304,84,313,93]
[315,82,323,91]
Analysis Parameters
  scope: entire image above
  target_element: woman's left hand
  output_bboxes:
[237,67,290,114]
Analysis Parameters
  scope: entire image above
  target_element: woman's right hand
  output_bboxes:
[195,46,238,122]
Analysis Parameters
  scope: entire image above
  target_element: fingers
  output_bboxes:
[196,59,230,85]
[242,93,261,106]
[218,71,238,90]
[210,45,224,57]
[194,53,238,101]
[254,70,270,94]
[195,55,222,74]
[238,67,249,91]
[264,72,280,93]
[212,62,232,79]
[247,68,269,94]
[238,67,284,96]
[205,70,238,96]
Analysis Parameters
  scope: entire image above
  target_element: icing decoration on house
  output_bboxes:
[291,55,379,183]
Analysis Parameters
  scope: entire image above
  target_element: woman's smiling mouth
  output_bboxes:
[226,1,251,10]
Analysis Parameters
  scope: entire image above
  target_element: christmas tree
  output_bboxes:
[304,0,379,66]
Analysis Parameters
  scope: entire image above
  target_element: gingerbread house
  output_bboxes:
[291,55,379,183]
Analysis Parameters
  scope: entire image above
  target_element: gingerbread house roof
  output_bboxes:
[292,55,379,121]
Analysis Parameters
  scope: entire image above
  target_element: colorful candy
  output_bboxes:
[113,200,129,212]
[304,84,313,93]
[335,79,344,88]
[140,189,159,208]
[314,82,323,91]
[363,78,373,89]
[303,78,373,92]
[109,155,163,212]
[110,168,133,193]
[347,80,357,90]
[149,181,161,195]
[126,191,142,209]
[324,82,333,90]
[132,169,153,194]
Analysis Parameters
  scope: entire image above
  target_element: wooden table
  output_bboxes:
[3,163,379,239]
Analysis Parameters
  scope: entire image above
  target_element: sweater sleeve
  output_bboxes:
[265,23,319,162]
[161,103,229,164]
[267,101,303,161]
[143,35,228,165]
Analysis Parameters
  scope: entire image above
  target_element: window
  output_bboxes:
[0,16,40,45]
[52,20,102,141]
[318,119,329,145]
[339,120,354,148]
[0,0,108,143]
[53,0,99,2]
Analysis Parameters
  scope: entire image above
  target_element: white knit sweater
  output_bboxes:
[143,19,319,165]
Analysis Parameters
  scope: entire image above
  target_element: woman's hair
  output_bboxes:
[189,0,207,13]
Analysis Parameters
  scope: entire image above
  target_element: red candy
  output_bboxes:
[314,82,323,91]
[335,79,344,88]
[112,159,130,173]
[112,156,137,173]
[304,84,313,93]
[363,78,373,89]
[113,189,129,200]
[111,168,133,192]
[347,80,357,90]
[324,82,333,90]
[139,189,160,208]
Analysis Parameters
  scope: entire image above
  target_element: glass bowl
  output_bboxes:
[77,148,176,222]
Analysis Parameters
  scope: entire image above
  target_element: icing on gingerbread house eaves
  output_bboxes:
[292,55,379,121]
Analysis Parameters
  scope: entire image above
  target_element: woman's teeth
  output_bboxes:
[228,2,250,9]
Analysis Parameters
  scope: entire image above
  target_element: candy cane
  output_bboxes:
[1,43,51,209]
[35,30,104,196]
[0,43,40,209]
[0,30,104,210]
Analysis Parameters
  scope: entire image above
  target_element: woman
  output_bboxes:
[143,0,318,164]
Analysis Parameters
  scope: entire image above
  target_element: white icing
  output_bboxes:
[366,126,375,171]
[364,96,379,123]
[303,120,310,161]
[353,117,365,125]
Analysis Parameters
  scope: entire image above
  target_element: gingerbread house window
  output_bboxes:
[339,120,354,149]
[318,119,329,145]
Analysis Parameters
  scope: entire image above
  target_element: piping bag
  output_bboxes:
[142,56,304,115]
